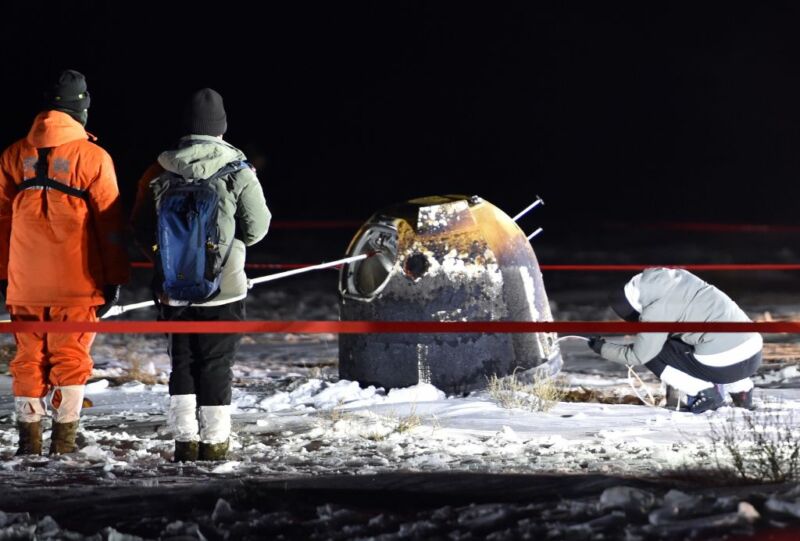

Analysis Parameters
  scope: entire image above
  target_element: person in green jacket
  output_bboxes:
[131,88,271,461]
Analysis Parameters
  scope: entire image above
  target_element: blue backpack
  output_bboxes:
[154,161,248,302]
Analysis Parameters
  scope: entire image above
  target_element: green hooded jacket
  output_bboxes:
[134,135,271,306]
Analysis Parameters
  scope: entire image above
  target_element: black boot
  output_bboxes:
[49,421,79,455]
[687,386,725,414]
[199,440,229,461]
[665,384,682,409]
[174,441,199,462]
[16,421,42,456]
[730,389,754,410]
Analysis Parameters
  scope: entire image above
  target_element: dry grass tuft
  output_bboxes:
[394,406,422,433]
[560,386,647,405]
[487,369,565,412]
[123,352,160,385]
[709,404,800,483]
[0,344,15,374]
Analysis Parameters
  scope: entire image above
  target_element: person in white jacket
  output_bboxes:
[587,268,762,413]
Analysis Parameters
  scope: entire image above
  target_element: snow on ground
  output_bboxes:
[1,328,799,539]
[0,244,799,537]
[0,329,798,485]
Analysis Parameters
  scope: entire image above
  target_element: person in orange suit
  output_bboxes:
[0,69,130,456]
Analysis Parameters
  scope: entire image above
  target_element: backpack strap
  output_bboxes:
[204,160,250,182]
[218,235,236,272]
[18,148,89,201]
[203,159,251,194]
[203,161,250,271]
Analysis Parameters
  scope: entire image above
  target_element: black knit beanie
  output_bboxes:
[183,88,227,136]
[44,69,90,125]
[609,287,640,322]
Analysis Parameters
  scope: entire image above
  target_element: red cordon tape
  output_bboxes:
[0,321,796,334]
[130,262,311,270]
[245,219,800,234]
[129,262,800,271]
[643,222,800,234]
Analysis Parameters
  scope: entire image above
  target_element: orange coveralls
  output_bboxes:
[0,111,130,404]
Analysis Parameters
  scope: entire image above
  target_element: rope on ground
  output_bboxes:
[552,335,656,408]
[627,365,657,407]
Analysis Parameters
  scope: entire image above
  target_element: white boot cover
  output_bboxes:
[52,385,85,423]
[199,405,231,444]
[15,397,48,423]
[169,394,199,442]
[660,366,713,396]
[725,377,754,393]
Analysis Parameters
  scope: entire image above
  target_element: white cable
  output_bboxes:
[249,252,371,287]
[627,365,657,408]
[102,252,376,318]
[555,335,656,408]
[554,335,589,345]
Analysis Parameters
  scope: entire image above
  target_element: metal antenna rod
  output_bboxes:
[527,227,543,241]
[512,196,544,222]
[102,252,376,318]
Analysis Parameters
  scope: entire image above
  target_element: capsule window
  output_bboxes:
[403,252,429,279]
[343,225,398,299]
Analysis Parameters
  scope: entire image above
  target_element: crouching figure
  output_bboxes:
[587,268,762,413]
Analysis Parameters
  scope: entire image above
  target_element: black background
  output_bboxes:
[2,1,800,229]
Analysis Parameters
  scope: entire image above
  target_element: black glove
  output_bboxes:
[0,280,7,302]
[588,336,606,355]
[96,284,121,318]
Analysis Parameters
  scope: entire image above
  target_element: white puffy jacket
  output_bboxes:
[601,268,762,366]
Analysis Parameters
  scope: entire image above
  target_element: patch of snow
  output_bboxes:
[86,379,110,394]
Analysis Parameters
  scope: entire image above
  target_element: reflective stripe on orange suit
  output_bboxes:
[0,111,129,398]
[9,306,97,397]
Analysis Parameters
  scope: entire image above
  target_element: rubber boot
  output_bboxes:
[687,386,726,414]
[200,440,229,461]
[174,441,200,462]
[16,421,42,456]
[730,389,754,410]
[169,395,200,441]
[726,378,755,410]
[49,421,79,455]
[665,384,682,410]
[198,405,230,461]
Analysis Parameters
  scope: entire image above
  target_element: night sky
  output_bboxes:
[2,2,800,227]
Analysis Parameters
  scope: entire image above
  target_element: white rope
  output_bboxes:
[101,252,377,318]
[248,252,372,287]
[627,365,657,408]
[554,335,657,408]
[554,335,589,345]
[101,300,157,319]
